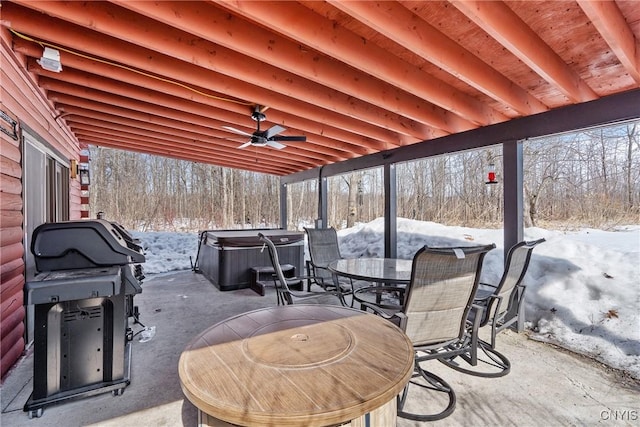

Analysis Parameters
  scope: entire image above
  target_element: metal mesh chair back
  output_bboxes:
[483,238,545,324]
[259,233,346,306]
[439,239,544,378]
[305,227,342,283]
[403,245,495,347]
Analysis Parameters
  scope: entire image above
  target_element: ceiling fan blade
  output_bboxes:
[265,125,286,139]
[271,135,306,142]
[266,140,286,150]
[238,141,252,149]
[223,126,253,137]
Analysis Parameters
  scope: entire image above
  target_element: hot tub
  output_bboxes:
[196,229,304,291]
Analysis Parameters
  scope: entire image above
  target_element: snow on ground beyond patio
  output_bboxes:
[131,219,640,379]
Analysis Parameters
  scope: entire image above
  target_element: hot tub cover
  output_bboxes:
[204,229,303,247]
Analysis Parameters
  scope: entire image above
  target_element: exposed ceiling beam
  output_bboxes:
[114,0,469,135]
[449,0,599,103]
[3,3,414,151]
[9,57,408,157]
[74,131,288,175]
[38,78,349,161]
[13,39,382,156]
[3,0,637,179]
[59,106,320,169]
[71,132,294,176]
[41,81,356,161]
[212,0,507,127]
[69,120,304,175]
[577,0,640,84]
[50,96,328,165]
[7,1,433,142]
[331,0,549,115]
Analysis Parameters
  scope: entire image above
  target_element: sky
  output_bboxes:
[131,218,640,379]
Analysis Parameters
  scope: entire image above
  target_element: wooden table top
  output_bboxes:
[179,304,414,427]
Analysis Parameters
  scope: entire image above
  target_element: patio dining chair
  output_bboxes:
[304,227,359,303]
[441,238,546,378]
[258,233,347,306]
[359,243,495,421]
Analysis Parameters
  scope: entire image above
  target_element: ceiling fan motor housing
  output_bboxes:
[251,135,268,146]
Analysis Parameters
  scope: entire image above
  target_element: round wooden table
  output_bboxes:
[179,304,414,427]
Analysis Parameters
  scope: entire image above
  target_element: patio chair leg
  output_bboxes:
[440,341,511,378]
[397,364,456,421]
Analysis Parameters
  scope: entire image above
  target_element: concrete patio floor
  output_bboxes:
[2,270,638,426]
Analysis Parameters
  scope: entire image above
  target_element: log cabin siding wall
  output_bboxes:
[1,28,81,378]
[0,129,25,379]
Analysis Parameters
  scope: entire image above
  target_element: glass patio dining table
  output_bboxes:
[328,258,412,285]
[328,258,413,307]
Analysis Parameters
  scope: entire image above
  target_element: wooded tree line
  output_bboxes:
[89,121,639,231]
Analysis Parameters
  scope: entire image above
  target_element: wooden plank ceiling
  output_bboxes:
[2,1,639,176]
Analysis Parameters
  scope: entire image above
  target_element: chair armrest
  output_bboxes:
[467,303,486,333]
[307,279,350,293]
[473,291,496,304]
[354,285,405,295]
[359,299,403,312]
[354,285,405,303]
[359,300,403,319]
[355,286,404,312]
[394,312,408,331]
[470,303,485,316]
[473,287,499,304]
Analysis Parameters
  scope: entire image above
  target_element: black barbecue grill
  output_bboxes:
[24,219,145,418]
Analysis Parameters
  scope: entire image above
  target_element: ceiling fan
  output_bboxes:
[223,105,306,150]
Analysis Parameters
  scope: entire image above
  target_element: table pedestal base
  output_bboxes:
[197,397,397,427]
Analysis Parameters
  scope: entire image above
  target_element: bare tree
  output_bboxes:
[625,122,638,211]
[346,173,358,228]
[89,120,639,232]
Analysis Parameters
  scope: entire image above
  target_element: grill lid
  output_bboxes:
[31,220,145,272]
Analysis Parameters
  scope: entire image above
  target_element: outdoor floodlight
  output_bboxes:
[37,47,62,73]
